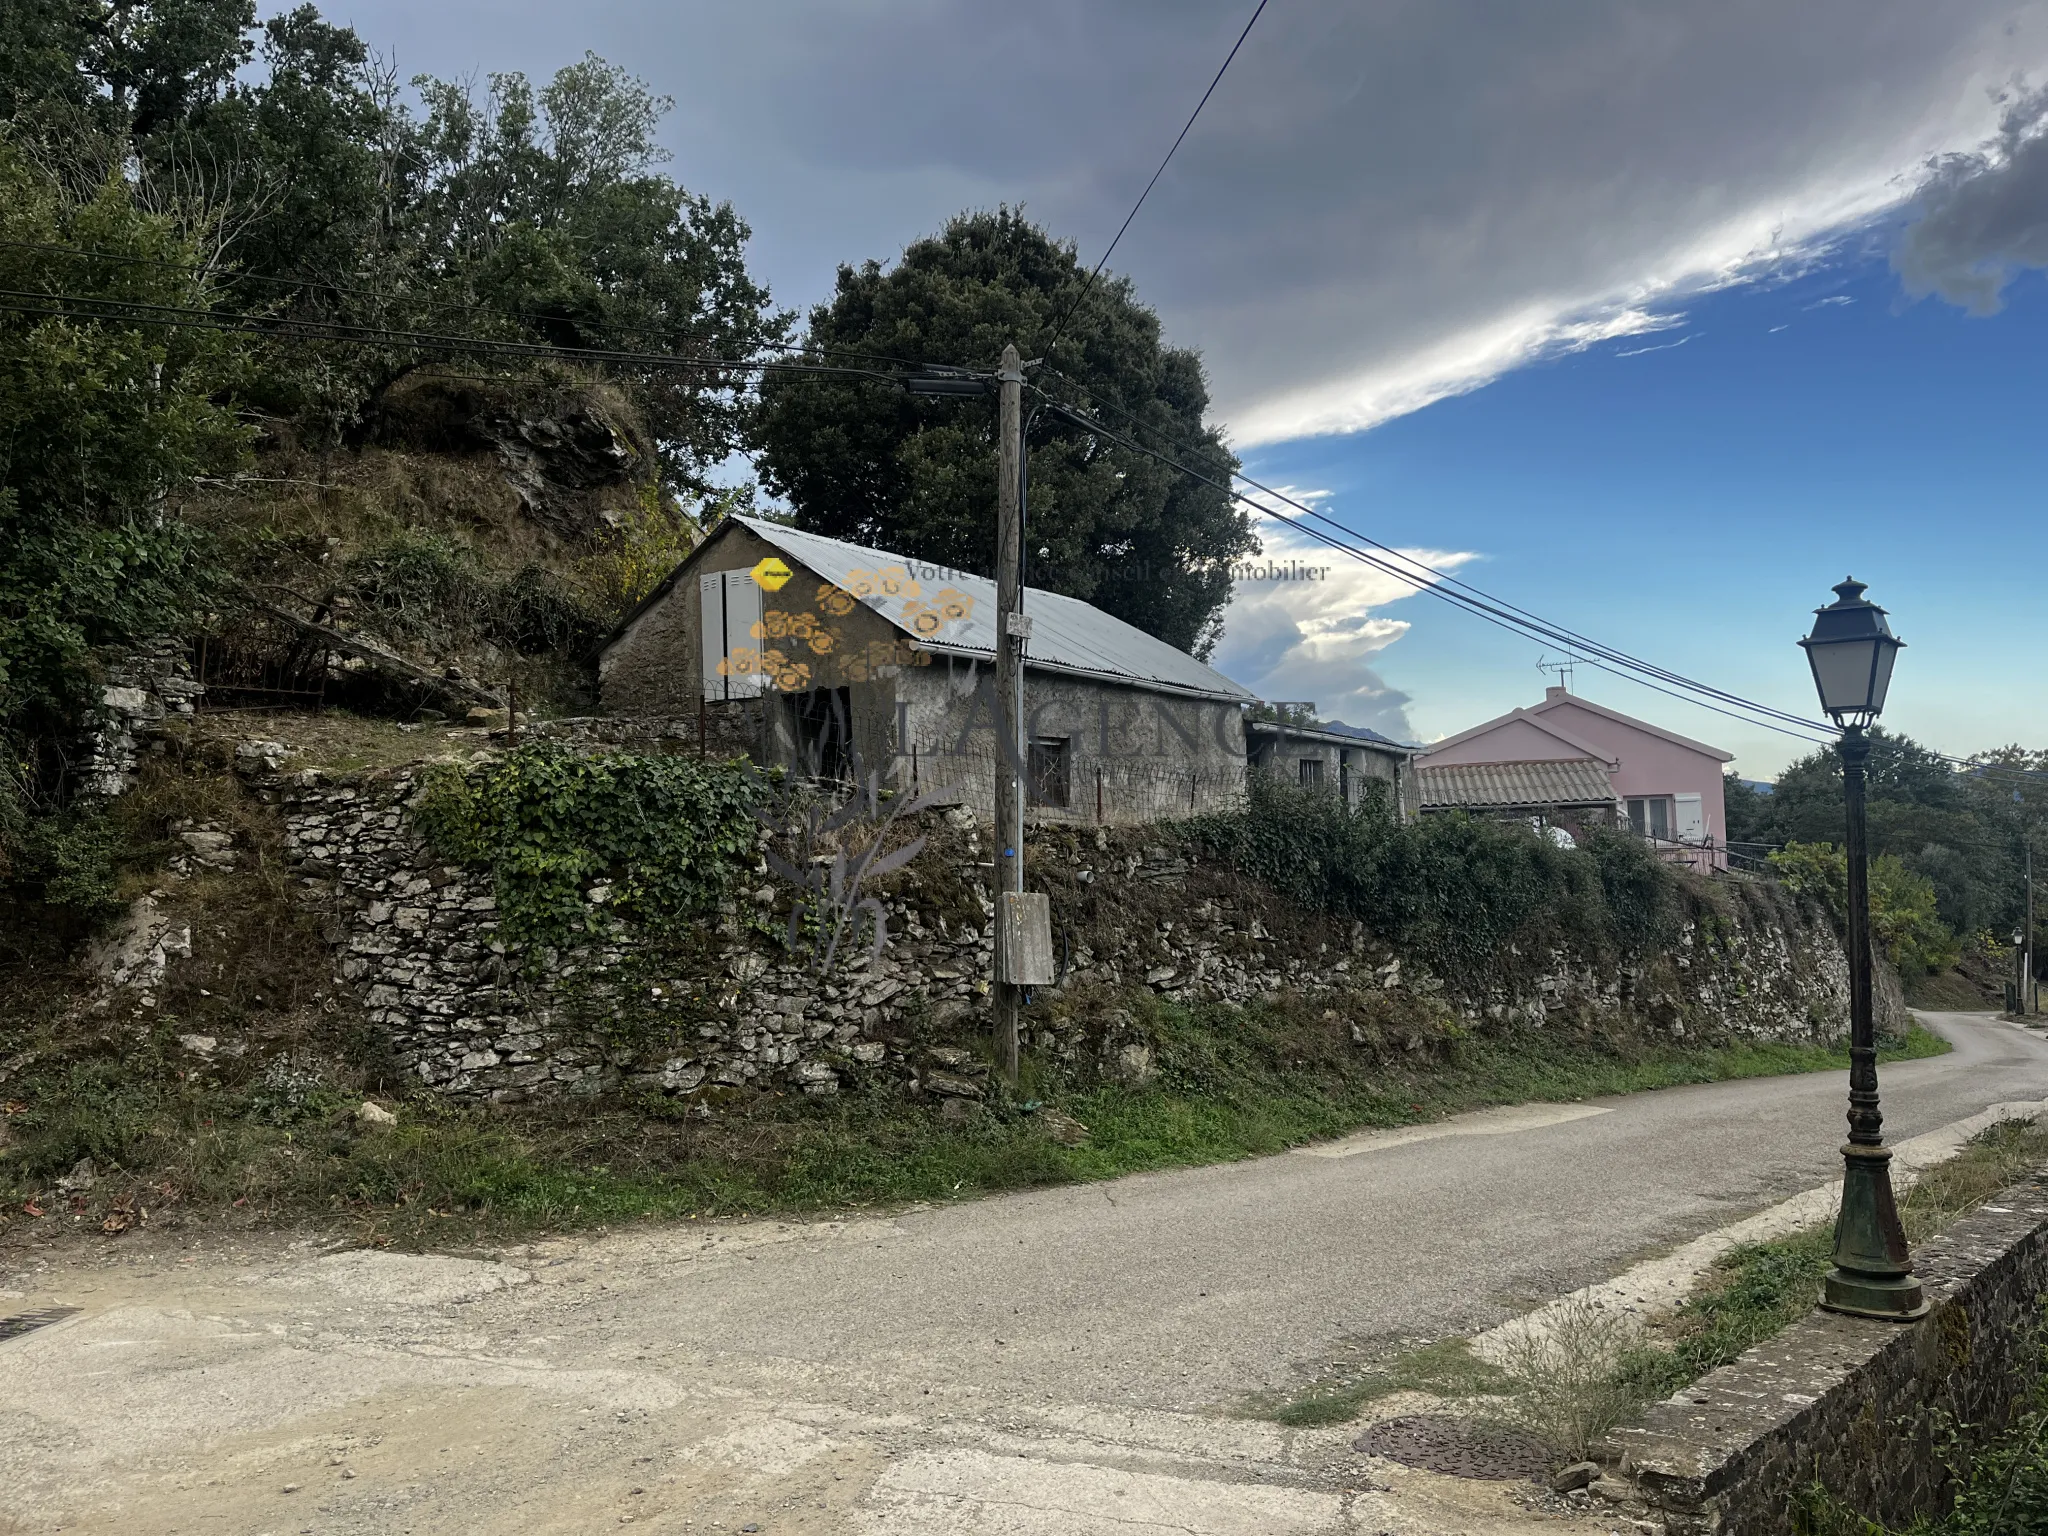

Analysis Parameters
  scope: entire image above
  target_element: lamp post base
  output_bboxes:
[1819,1142,1928,1321]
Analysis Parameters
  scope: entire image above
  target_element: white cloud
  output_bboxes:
[1230,304,1681,445]
[324,0,2048,446]
[1208,494,1478,739]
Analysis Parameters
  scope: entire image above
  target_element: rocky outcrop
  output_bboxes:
[366,373,651,546]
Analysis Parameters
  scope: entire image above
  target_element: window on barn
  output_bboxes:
[1029,737,1071,809]
[698,570,767,701]
[791,687,853,781]
[1299,757,1324,787]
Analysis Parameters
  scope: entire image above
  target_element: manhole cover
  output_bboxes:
[0,1307,80,1343]
[1352,1414,1554,1481]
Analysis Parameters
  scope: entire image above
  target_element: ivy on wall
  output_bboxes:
[411,745,764,961]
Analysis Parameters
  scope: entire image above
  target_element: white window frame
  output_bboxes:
[1627,795,1673,841]
[699,569,767,701]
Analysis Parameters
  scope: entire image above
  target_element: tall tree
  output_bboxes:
[750,209,1255,656]
[5,6,786,485]
[0,140,250,785]
[1753,729,2038,939]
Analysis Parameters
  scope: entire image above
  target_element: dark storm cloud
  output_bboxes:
[327,0,2048,437]
[1896,82,2048,313]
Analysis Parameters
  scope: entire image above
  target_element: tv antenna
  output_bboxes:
[1536,652,1578,692]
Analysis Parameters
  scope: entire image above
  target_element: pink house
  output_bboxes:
[1420,687,1735,870]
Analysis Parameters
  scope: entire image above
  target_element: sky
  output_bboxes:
[313,0,2048,775]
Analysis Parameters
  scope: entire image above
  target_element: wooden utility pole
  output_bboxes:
[993,344,1025,1086]
[2027,833,2037,1016]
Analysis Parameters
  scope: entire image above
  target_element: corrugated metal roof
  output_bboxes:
[735,516,1254,702]
[1246,720,1418,755]
[1418,758,1618,809]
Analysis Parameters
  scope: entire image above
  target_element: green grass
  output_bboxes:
[0,1005,1952,1251]
[1621,1113,2048,1405]
[1244,1106,2041,1436]
[1256,1338,1509,1427]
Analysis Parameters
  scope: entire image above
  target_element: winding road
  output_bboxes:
[2,1009,2044,1535]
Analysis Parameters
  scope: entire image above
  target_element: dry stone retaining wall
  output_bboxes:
[1612,1174,2048,1534]
[250,750,1872,1104]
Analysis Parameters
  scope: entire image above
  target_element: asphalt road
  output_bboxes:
[3,1010,2044,1535]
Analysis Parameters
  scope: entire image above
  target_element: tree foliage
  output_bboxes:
[1746,730,2046,973]
[1182,772,1679,971]
[751,209,1255,655]
[1767,841,1961,978]
[0,139,250,797]
[2,1,786,485]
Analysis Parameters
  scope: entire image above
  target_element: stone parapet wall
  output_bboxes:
[251,752,1867,1104]
[83,637,204,796]
[1612,1174,2048,1534]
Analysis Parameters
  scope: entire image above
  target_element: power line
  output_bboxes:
[1045,0,1270,351]
[0,287,901,382]
[1038,362,1837,735]
[0,235,937,374]
[1028,382,1837,742]
[1031,367,2048,783]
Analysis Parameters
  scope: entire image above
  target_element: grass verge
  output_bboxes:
[1253,1089,2033,1442]
[1255,1339,1508,1428]
[0,1001,1951,1253]
[1622,1113,2048,1402]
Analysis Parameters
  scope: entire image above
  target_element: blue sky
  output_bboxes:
[1218,236,2048,775]
[309,2,2048,777]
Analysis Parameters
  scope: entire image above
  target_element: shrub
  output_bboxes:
[1182,774,1680,971]
[1770,841,1961,977]
[410,743,765,959]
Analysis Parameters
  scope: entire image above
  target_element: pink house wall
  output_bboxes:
[1423,689,1732,864]
[1538,699,1730,854]
[1423,714,1601,766]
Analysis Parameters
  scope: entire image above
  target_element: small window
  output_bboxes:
[791,687,853,781]
[1298,757,1324,787]
[1028,736,1070,809]
[1627,796,1672,840]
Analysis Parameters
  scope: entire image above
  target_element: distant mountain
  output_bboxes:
[1319,720,1415,749]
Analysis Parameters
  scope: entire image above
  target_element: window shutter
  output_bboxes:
[1674,792,1706,841]
[723,570,767,699]
[699,572,727,702]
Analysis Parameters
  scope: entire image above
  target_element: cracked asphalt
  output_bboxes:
[1,1009,2043,1535]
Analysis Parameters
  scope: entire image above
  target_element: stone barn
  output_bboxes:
[597,516,1256,823]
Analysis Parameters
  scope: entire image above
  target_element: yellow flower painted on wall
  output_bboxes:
[899,587,974,637]
[817,582,856,617]
[841,566,923,602]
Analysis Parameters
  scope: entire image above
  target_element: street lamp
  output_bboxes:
[1799,578,1926,1320]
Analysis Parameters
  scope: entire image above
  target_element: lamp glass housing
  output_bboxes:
[1799,579,1903,726]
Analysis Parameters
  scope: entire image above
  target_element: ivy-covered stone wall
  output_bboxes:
[248,743,1881,1105]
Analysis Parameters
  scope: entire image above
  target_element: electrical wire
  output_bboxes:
[1029,386,1852,750]
[0,235,951,377]
[0,287,903,382]
[1030,369,2048,784]
[1037,364,1835,733]
[1045,0,1270,351]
